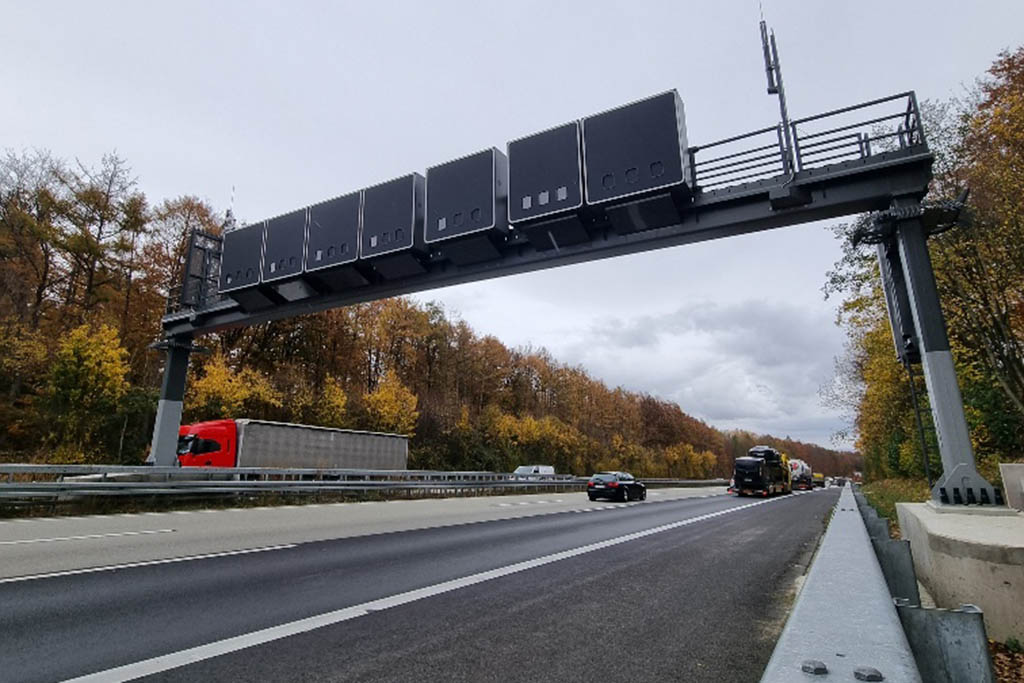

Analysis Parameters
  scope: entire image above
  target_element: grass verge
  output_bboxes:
[860,478,931,536]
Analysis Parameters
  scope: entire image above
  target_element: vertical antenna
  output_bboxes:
[760,19,795,174]
[760,20,778,94]
[223,184,237,232]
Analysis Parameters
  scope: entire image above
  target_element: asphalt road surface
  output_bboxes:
[0,488,839,682]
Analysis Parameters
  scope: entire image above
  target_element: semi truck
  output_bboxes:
[174,419,409,469]
[730,445,791,497]
[789,458,814,490]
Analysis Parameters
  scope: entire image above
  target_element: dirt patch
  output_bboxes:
[992,640,1024,682]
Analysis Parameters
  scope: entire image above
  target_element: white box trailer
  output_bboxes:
[235,420,408,469]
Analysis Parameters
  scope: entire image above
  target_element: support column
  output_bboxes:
[148,336,194,467]
[877,240,920,364]
[893,197,998,505]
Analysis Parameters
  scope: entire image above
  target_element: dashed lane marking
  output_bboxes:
[0,528,175,546]
[0,544,297,585]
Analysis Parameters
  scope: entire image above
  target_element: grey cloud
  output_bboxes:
[559,298,847,443]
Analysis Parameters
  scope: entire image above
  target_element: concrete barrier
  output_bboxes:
[897,502,1023,641]
[999,463,1024,512]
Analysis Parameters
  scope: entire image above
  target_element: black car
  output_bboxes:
[587,471,647,502]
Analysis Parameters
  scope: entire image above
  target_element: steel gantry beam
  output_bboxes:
[162,149,932,338]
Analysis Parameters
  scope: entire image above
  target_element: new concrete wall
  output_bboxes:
[897,502,1024,641]
[1000,463,1024,512]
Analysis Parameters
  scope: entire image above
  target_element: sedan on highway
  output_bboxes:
[587,471,647,502]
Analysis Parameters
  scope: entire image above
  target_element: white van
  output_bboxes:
[512,465,555,479]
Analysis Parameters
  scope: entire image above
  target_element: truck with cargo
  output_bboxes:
[789,458,814,490]
[730,445,790,497]
[174,419,408,470]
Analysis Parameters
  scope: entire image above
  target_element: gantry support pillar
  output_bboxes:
[148,336,194,467]
[892,196,999,505]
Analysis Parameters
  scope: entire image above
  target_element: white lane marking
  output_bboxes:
[65,494,794,682]
[0,529,175,546]
[0,544,297,585]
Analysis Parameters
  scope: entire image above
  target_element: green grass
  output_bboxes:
[860,478,931,534]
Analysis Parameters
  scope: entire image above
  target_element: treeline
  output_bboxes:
[0,151,858,478]
[824,48,1024,483]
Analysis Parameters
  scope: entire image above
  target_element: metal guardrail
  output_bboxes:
[760,486,922,682]
[0,465,726,502]
[850,488,997,682]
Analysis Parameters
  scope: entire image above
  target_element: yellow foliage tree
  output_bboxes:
[46,324,129,460]
[364,370,419,436]
[309,377,348,428]
[186,352,281,421]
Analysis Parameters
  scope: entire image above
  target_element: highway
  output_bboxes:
[0,487,839,682]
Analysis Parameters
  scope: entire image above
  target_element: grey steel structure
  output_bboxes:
[155,85,998,506]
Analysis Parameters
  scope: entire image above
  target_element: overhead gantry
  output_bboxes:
[154,87,1000,508]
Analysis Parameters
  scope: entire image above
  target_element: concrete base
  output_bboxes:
[897,502,1024,641]
[926,499,1019,516]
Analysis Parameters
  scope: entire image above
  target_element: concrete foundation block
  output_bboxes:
[897,502,1024,641]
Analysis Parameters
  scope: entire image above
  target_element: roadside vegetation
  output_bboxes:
[824,48,1024,497]
[860,479,931,535]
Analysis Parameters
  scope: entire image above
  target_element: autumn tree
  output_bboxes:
[186,352,281,422]
[930,48,1024,419]
[364,370,419,437]
[0,150,63,331]
[44,324,129,460]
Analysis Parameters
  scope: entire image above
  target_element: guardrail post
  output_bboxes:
[147,336,195,467]
[893,196,999,505]
[895,600,996,683]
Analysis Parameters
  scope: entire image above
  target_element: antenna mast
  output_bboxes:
[760,19,795,174]
[224,184,237,232]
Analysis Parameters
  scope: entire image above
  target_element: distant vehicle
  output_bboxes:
[587,471,646,502]
[730,445,790,497]
[789,459,814,490]
[512,465,555,479]
[173,419,408,469]
[779,451,792,491]
[812,472,826,488]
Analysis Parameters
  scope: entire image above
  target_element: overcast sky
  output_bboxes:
[3,1,1021,447]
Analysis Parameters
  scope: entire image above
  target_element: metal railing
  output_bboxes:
[691,91,926,190]
[0,464,726,502]
[690,124,791,189]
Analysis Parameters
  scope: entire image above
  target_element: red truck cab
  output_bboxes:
[176,419,237,467]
